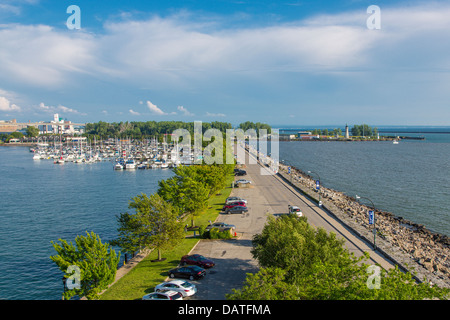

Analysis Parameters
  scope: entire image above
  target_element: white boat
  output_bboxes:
[393,140,399,144]
[33,154,42,160]
[54,156,65,164]
[125,159,136,169]
[114,163,123,170]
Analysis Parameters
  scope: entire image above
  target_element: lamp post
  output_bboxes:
[356,195,377,250]
[307,170,322,206]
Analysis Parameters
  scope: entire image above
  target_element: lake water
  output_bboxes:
[277,127,450,238]
[0,126,449,299]
[0,148,174,300]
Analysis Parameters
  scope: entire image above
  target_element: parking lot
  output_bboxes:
[183,163,273,299]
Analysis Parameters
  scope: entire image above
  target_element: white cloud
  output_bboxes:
[2,5,450,87]
[177,105,194,116]
[37,102,86,116]
[146,100,168,115]
[129,109,140,116]
[205,112,225,117]
[0,24,97,88]
[0,96,21,112]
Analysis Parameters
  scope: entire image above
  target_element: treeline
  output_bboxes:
[84,120,272,140]
[238,121,272,134]
[226,215,449,300]
[351,124,378,137]
[310,128,343,136]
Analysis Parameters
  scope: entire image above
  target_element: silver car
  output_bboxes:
[205,222,236,231]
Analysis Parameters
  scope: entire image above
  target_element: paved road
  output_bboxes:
[184,146,396,300]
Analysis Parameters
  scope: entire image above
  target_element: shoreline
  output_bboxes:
[277,163,450,288]
[0,142,36,147]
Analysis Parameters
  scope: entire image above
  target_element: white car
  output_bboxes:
[288,205,303,217]
[142,290,183,300]
[226,197,248,205]
[155,280,197,297]
[235,179,251,185]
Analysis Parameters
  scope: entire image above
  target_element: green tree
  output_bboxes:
[26,126,40,138]
[112,193,184,261]
[228,215,450,300]
[10,131,24,140]
[50,231,120,300]
[227,267,299,300]
[158,166,210,227]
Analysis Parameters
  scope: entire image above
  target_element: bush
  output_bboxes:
[201,227,233,239]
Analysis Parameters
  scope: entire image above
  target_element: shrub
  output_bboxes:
[201,227,233,239]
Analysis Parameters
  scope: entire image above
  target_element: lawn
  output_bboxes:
[99,173,235,300]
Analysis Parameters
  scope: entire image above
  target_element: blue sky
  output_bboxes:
[1,0,450,126]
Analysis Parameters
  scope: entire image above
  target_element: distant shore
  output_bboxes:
[0,142,36,147]
[277,163,449,288]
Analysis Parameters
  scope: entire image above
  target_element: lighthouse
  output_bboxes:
[345,124,349,139]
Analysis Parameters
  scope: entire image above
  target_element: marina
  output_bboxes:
[29,137,197,170]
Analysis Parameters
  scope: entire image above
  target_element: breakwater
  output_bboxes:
[277,164,450,288]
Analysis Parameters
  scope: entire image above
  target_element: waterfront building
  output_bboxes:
[0,119,19,133]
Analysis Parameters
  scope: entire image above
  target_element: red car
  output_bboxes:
[180,254,215,268]
[222,201,246,211]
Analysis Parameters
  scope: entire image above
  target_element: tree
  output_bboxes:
[228,215,450,300]
[10,131,24,140]
[26,126,40,138]
[251,215,352,282]
[50,231,120,300]
[112,193,185,261]
[351,124,377,138]
[158,166,210,227]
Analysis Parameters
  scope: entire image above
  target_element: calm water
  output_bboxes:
[278,129,450,238]
[0,148,174,300]
[1,127,450,300]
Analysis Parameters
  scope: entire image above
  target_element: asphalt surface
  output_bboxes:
[183,146,396,300]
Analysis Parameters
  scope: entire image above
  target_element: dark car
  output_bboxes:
[180,254,215,268]
[225,206,248,214]
[223,201,246,211]
[234,169,247,176]
[168,265,206,280]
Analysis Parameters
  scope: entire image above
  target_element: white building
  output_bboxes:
[38,114,75,135]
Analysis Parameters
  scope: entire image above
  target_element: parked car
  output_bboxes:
[142,290,183,300]
[223,201,246,211]
[225,206,248,214]
[234,169,247,176]
[180,254,215,268]
[235,179,251,186]
[205,222,236,232]
[168,265,206,280]
[288,205,303,217]
[226,197,247,205]
[155,280,197,297]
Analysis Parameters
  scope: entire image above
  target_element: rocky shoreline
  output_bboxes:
[278,163,450,289]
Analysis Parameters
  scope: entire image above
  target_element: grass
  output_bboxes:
[99,173,235,300]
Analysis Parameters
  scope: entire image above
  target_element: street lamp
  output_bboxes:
[308,170,322,207]
[356,195,377,250]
